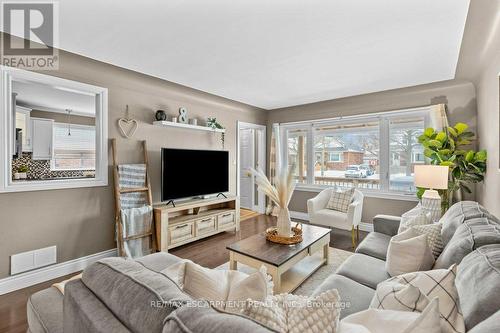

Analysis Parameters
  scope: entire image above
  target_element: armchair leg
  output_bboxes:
[351,227,356,249]
[356,226,360,242]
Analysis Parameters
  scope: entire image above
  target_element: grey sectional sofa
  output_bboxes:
[27,201,500,333]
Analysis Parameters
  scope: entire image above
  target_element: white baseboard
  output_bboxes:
[0,248,117,295]
[290,210,374,232]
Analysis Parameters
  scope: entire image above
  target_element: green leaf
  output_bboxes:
[447,127,458,137]
[454,122,468,135]
[438,149,452,155]
[461,184,472,194]
[424,127,435,137]
[418,134,427,143]
[459,132,474,138]
[475,150,487,161]
[435,131,447,142]
[457,139,471,146]
[440,161,454,167]
[465,150,474,162]
[424,148,435,158]
[427,140,442,148]
[416,187,426,199]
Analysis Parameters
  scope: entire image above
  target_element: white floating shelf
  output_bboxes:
[153,121,225,133]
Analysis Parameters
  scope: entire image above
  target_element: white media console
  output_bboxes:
[154,196,240,251]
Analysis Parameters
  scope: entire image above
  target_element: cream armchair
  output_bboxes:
[307,188,364,247]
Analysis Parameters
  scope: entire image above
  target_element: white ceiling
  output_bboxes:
[13,0,472,109]
[13,81,96,116]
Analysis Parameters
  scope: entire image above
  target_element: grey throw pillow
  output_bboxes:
[456,244,500,331]
[434,217,500,269]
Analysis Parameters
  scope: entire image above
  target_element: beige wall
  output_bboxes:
[268,79,478,221]
[473,2,500,218]
[0,47,266,278]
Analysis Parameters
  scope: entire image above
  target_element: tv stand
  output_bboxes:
[154,196,240,251]
[217,192,227,199]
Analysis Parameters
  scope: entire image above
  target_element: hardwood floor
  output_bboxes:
[0,214,367,333]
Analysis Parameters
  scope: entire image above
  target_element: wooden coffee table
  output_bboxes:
[227,224,331,293]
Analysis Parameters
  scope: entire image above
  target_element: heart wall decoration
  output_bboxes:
[118,105,138,139]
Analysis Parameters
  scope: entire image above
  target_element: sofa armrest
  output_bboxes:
[307,188,332,215]
[373,215,401,236]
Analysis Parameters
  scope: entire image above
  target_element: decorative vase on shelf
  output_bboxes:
[276,206,292,237]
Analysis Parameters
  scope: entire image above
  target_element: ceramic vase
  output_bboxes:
[277,206,292,237]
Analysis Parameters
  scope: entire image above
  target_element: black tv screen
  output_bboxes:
[161,148,229,201]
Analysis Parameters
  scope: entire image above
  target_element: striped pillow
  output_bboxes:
[326,188,354,212]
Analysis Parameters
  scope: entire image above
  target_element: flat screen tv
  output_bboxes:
[161,148,229,201]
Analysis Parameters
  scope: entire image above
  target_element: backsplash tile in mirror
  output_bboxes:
[12,153,95,180]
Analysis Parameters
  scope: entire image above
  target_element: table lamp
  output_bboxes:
[414,165,449,221]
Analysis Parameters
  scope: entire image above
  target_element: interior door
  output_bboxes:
[239,128,254,209]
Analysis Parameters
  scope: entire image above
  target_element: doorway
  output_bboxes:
[237,121,266,214]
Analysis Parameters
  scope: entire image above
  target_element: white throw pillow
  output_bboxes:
[369,280,429,312]
[242,289,341,333]
[411,223,444,258]
[341,298,441,333]
[371,265,465,333]
[327,188,355,212]
[398,205,431,233]
[161,260,272,312]
[386,228,435,277]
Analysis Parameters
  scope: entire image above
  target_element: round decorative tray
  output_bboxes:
[266,223,303,245]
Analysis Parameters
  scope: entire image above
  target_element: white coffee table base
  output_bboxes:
[229,233,330,293]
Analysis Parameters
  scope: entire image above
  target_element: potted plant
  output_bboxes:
[418,122,487,211]
[207,117,225,149]
[14,165,29,180]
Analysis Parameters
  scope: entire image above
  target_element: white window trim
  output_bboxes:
[50,123,96,172]
[277,106,431,198]
[0,66,108,193]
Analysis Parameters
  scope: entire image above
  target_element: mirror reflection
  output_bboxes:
[11,79,97,182]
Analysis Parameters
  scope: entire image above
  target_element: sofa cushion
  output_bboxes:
[336,253,390,289]
[435,217,500,269]
[163,303,276,333]
[468,310,500,333]
[27,286,63,333]
[355,232,391,260]
[312,274,375,319]
[82,257,191,333]
[440,201,499,245]
[456,244,500,330]
[135,252,183,272]
[64,280,130,333]
[314,209,349,229]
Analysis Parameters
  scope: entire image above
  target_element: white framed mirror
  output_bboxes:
[0,66,108,192]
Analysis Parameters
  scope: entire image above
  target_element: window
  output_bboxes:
[389,116,425,192]
[51,123,96,171]
[286,128,308,183]
[314,121,380,189]
[278,108,429,195]
[328,153,342,162]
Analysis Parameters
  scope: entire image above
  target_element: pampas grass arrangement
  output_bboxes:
[249,165,296,237]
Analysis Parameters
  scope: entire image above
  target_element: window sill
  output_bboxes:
[294,184,419,202]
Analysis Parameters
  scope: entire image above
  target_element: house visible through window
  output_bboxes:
[51,123,96,171]
[278,108,429,194]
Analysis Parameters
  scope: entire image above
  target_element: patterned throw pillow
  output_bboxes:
[327,188,355,212]
[371,265,465,333]
[241,289,340,333]
[412,223,444,258]
[398,207,431,233]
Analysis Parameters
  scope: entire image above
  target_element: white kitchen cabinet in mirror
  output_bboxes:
[0,66,108,192]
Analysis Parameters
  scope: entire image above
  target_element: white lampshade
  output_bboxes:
[414,165,449,189]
